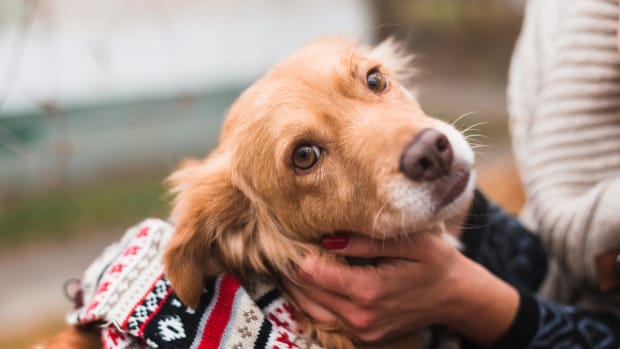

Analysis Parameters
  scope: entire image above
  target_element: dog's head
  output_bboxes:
[164,38,475,307]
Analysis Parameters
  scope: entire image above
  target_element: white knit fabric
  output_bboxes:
[508,0,620,311]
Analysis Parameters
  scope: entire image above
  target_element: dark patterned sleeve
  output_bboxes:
[460,190,620,349]
[491,291,620,349]
[461,190,547,292]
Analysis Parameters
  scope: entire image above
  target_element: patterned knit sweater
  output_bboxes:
[508,0,620,312]
[67,218,321,349]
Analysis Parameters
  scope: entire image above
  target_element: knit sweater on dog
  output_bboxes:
[67,218,320,349]
[508,0,620,312]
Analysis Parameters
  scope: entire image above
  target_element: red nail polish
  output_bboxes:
[321,233,349,250]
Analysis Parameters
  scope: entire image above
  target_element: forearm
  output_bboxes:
[444,253,520,346]
[446,253,620,349]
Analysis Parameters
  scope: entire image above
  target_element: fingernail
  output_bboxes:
[321,233,349,250]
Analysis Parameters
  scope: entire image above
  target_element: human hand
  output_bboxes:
[290,232,519,345]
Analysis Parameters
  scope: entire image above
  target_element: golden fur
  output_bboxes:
[37,37,482,349]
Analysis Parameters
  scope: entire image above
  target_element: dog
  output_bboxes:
[37,37,475,349]
[163,37,475,348]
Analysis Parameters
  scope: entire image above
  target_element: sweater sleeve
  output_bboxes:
[461,190,548,292]
[461,191,620,349]
[491,291,620,349]
[508,0,620,286]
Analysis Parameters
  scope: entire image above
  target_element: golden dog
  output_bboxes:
[39,37,476,349]
[164,37,475,348]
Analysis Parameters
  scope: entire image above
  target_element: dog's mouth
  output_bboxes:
[435,165,471,210]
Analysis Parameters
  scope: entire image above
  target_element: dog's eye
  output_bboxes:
[366,69,387,92]
[292,144,321,170]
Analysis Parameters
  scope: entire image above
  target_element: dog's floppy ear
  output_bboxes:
[163,154,255,308]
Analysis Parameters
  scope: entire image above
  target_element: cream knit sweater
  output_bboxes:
[508,0,620,311]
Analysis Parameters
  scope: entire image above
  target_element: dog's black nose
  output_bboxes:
[399,128,453,181]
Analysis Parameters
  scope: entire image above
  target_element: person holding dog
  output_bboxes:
[293,0,620,347]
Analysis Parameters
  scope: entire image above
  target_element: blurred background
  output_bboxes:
[0,0,524,347]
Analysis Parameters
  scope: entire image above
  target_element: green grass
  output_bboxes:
[0,176,169,250]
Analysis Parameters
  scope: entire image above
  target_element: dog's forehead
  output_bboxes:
[220,38,411,148]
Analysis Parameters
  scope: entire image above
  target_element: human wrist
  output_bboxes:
[443,255,520,345]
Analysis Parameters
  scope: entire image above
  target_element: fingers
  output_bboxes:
[290,230,462,345]
[298,254,415,304]
[290,276,387,341]
[287,284,341,330]
[300,231,456,299]
[322,231,449,261]
[297,254,363,295]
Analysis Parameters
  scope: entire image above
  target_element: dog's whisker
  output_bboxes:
[463,128,481,135]
[463,128,488,139]
[450,111,476,128]
[462,127,485,135]
[466,138,487,145]
[402,229,411,245]
[372,201,390,236]
[464,131,492,148]
[400,210,415,246]
[464,138,489,152]
[465,139,485,147]
[461,121,489,135]
[382,219,388,242]
[464,132,491,140]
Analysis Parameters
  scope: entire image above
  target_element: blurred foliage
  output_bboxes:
[0,175,168,250]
